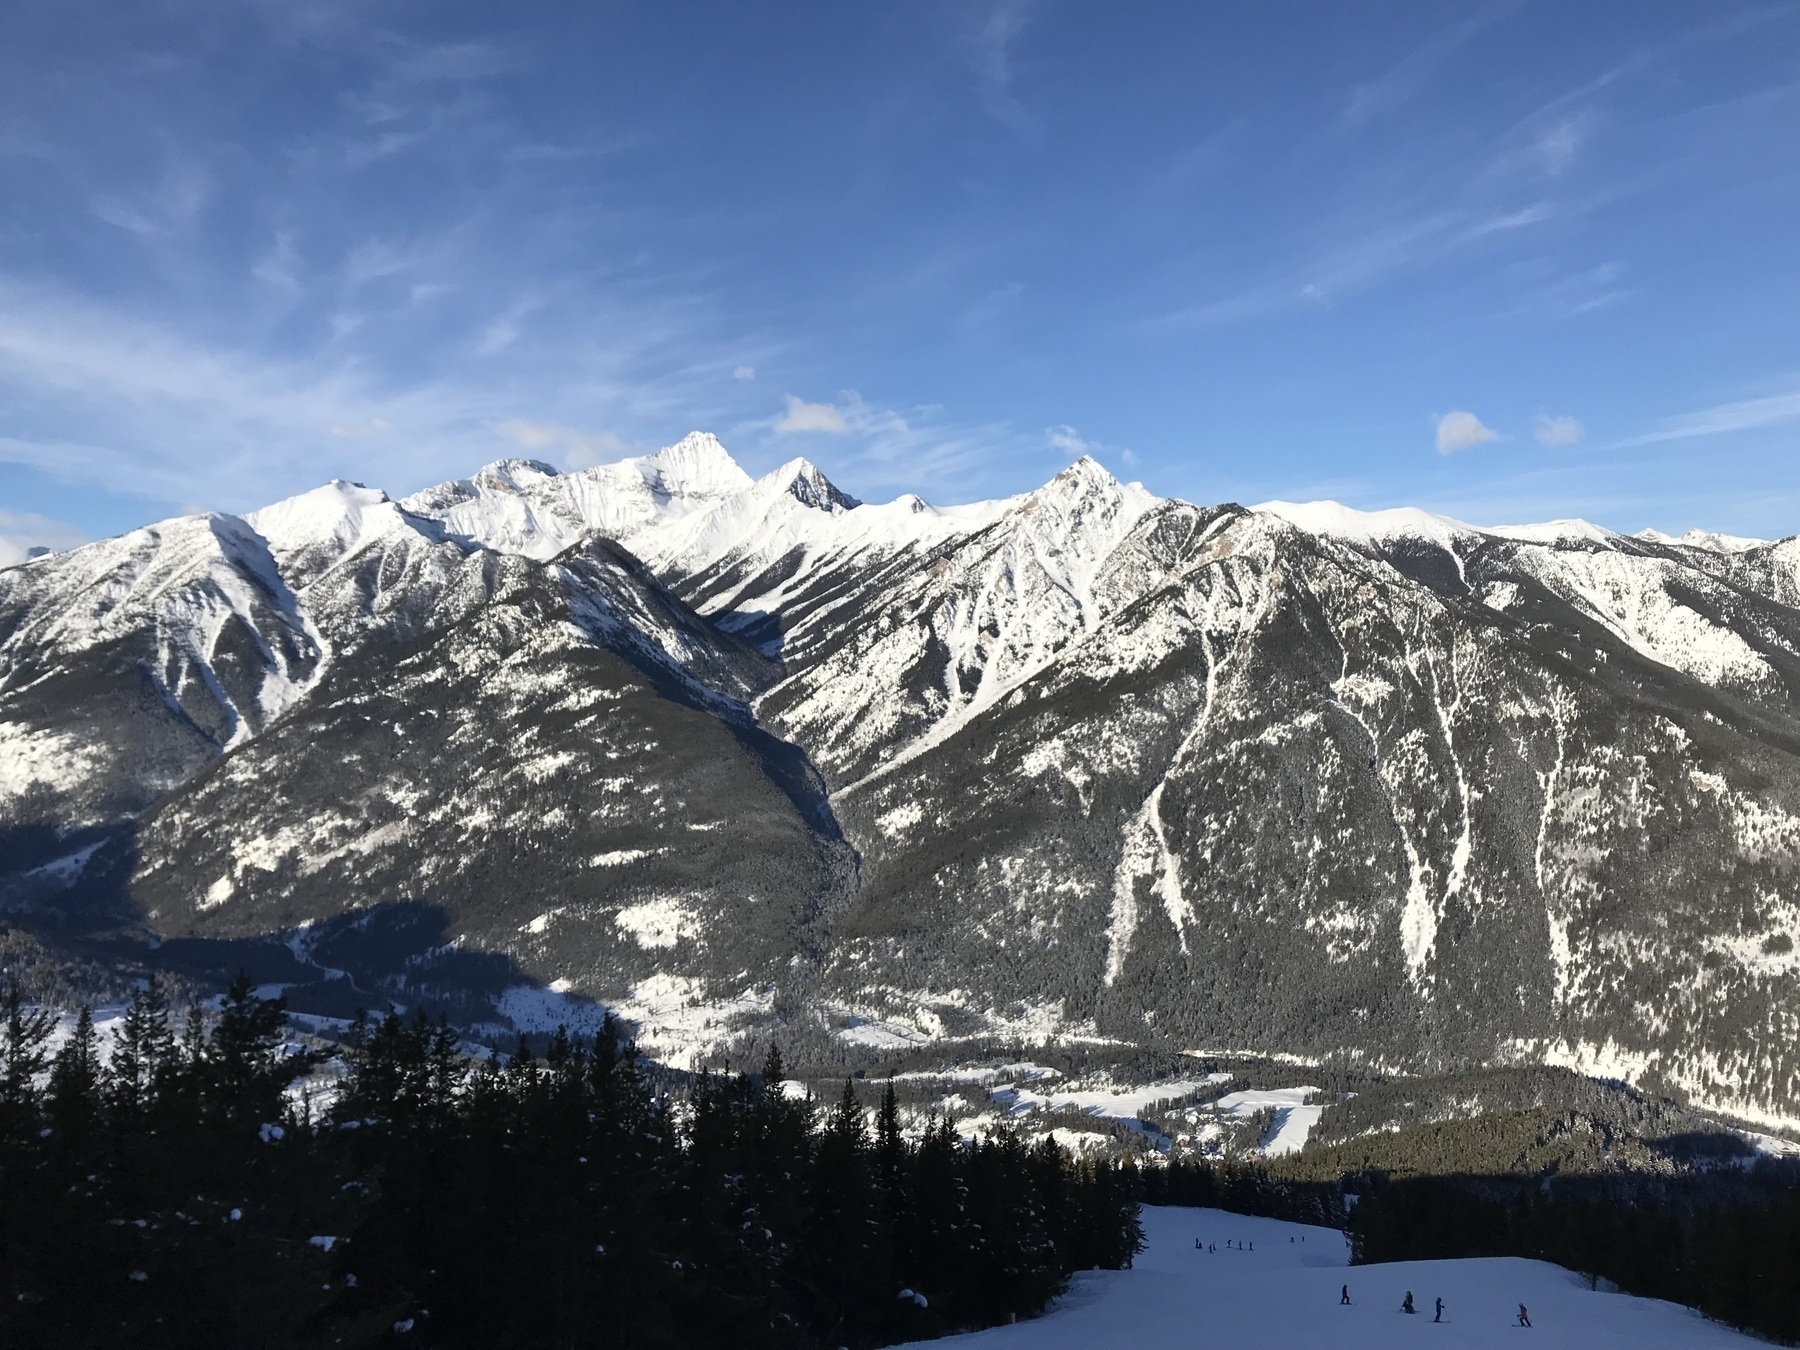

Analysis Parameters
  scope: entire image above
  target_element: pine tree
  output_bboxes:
[0,982,53,1137]
[108,976,175,1114]
[45,1004,101,1154]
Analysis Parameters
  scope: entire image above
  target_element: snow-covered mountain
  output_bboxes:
[5,434,1800,1129]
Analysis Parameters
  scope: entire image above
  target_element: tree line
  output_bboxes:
[0,977,1142,1349]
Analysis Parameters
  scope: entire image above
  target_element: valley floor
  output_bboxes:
[908,1205,1767,1349]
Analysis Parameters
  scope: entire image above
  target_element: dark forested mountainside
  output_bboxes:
[5,436,1800,1128]
[0,980,1141,1350]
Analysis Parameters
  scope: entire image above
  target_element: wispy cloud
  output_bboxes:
[1047,424,1137,468]
[497,419,627,470]
[1343,7,1515,126]
[1149,211,1463,329]
[1536,119,1585,175]
[1468,202,1555,236]
[0,280,510,505]
[90,156,210,239]
[967,0,1035,130]
[752,391,1037,501]
[0,507,88,568]
[1619,386,1800,446]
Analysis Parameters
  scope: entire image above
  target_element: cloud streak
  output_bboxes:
[1619,387,1800,446]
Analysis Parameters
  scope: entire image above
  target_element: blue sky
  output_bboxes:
[1,1,1798,559]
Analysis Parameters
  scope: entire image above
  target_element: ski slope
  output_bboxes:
[910,1205,1765,1348]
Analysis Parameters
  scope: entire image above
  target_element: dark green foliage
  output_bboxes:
[1346,1172,1800,1345]
[0,987,1142,1349]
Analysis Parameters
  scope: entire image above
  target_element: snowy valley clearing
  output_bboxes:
[908,1206,1764,1349]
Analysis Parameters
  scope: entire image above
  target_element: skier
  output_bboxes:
[1195,1238,1202,1249]
[1402,1291,1416,1315]
[1434,1297,1444,1323]
[1517,1304,1531,1328]
[1340,1285,1351,1306]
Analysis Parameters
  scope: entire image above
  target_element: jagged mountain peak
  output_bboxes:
[635,430,754,500]
[1056,454,1123,487]
[765,456,862,512]
[471,457,562,491]
[1010,456,1159,556]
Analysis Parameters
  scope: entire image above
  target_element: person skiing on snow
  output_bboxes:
[1434,1297,1444,1323]
[1402,1291,1416,1314]
[1340,1285,1351,1305]
[1517,1304,1531,1328]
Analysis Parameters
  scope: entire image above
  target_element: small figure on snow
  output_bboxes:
[1340,1285,1351,1306]
[1402,1291,1416,1315]
[1517,1304,1531,1328]
[1195,1238,1202,1249]
[1434,1297,1444,1323]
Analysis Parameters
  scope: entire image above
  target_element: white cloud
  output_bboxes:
[774,395,849,434]
[496,419,627,470]
[733,365,756,381]
[0,508,87,568]
[1435,409,1500,453]
[1534,414,1583,447]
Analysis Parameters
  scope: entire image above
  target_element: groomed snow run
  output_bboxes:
[905,1205,1767,1348]
[1211,1086,1325,1156]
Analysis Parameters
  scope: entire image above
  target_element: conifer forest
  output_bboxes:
[0,979,1143,1349]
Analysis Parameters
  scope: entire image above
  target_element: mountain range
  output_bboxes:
[4,432,1799,1130]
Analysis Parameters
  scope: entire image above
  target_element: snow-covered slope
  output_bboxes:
[0,512,321,833]
[911,1206,1765,1349]
[738,457,1167,782]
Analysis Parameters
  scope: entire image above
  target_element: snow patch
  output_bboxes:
[614,897,702,949]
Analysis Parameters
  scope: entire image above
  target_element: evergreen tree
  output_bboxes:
[108,976,175,1115]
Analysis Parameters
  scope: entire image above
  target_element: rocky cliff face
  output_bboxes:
[4,436,1798,1125]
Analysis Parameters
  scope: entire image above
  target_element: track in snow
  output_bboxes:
[908,1204,1765,1348]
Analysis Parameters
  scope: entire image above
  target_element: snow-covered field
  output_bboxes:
[908,1205,1765,1348]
